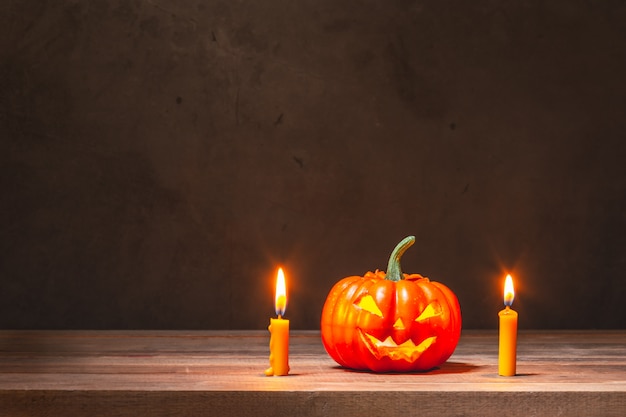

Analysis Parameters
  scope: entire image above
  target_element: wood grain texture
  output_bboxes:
[1,330,625,416]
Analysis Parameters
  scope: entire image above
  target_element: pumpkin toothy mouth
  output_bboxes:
[359,330,437,362]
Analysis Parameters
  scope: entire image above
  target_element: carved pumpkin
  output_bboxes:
[321,236,462,372]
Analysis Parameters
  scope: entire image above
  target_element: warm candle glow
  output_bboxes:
[503,274,515,307]
[275,267,287,317]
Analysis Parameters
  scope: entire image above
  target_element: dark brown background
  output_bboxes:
[1,0,625,330]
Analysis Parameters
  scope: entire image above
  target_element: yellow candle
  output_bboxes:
[498,274,518,376]
[265,267,290,376]
[266,317,289,376]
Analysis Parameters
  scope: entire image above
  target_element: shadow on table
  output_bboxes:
[334,361,481,375]
[429,361,481,374]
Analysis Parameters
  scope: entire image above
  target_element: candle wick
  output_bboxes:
[278,314,282,319]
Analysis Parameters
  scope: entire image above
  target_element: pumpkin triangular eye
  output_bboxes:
[356,295,383,317]
[415,302,442,322]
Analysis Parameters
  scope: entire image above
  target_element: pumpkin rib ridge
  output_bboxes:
[321,276,360,367]
[323,275,370,369]
[431,280,462,338]
[344,277,379,370]
[422,280,462,366]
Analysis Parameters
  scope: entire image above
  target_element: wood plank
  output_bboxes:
[1,330,625,416]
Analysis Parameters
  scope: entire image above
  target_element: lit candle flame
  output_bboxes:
[275,268,287,317]
[503,274,515,307]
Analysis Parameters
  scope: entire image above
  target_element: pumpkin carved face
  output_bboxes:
[321,236,462,372]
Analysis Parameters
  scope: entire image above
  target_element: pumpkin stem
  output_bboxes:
[385,236,416,282]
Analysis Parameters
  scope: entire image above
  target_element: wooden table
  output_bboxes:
[1,330,625,416]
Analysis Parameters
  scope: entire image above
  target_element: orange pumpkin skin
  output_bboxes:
[320,238,461,372]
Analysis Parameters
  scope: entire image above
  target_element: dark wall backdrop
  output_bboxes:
[1,0,625,330]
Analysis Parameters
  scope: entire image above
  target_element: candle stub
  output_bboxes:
[498,274,518,376]
[498,306,518,376]
[265,316,290,376]
[266,267,290,376]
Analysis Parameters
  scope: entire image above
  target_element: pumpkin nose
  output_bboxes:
[393,317,406,330]
[392,317,414,346]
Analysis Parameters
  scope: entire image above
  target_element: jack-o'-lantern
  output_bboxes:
[321,236,461,372]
